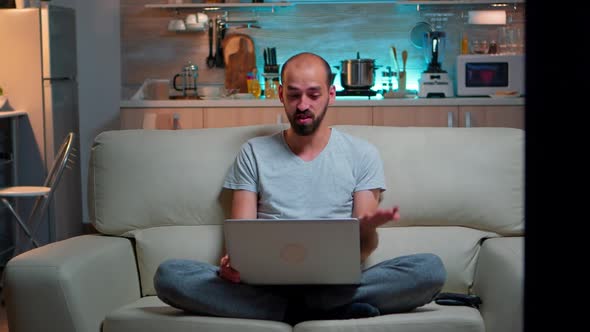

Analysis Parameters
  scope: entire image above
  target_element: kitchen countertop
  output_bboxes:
[120,96,525,108]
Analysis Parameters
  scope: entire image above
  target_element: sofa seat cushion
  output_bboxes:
[365,226,498,294]
[129,225,224,296]
[103,296,293,332]
[293,302,484,332]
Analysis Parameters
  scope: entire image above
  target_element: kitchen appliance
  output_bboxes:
[338,52,376,90]
[0,5,82,251]
[456,54,525,97]
[222,34,256,93]
[172,62,199,97]
[418,31,454,98]
[335,52,378,99]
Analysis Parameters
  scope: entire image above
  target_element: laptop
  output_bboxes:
[224,218,361,285]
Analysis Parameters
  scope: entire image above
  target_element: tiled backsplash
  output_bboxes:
[121,1,525,97]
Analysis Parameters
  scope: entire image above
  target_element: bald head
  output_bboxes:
[280,52,333,87]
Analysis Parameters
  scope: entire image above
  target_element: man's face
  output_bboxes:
[279,58,336,136]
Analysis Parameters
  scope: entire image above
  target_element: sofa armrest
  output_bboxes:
[4,234,141,332]
[472,236,524,332]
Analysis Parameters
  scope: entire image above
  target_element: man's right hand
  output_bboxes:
[219,254,241,283]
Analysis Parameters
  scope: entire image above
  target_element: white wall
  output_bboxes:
[53,0,121,223]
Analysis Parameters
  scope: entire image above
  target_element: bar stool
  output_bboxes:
[0,132,76,257]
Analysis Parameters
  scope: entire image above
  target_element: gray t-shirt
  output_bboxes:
[223,128,386,219]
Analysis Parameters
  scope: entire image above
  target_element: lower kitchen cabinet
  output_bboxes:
[373,105,524,129]
[120,108,204,129]
[324,107,372,126]
[373,106,458,127]
[202,107,372,128]
[203,108,285,128]
[119,104,524,130]
[458,106,524,129]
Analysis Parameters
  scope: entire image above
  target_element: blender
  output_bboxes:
[418,31,454,98]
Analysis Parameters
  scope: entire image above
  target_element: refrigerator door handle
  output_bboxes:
[44,77,75,81]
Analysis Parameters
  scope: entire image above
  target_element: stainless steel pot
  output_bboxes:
[338,53,377,89]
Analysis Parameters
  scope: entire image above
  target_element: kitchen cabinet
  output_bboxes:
[120,108,204,130]
[372,105,524,129]
[202,106,372,128]
[458,105,524,129]
[203,107,285,128]
[373,106,458,127]
[120,103,524,130]
[324,107,373,126]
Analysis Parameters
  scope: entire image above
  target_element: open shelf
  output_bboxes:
[396,0,524,4]
[145,2,293,9]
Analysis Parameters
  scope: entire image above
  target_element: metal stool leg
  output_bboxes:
[1,198,40,248]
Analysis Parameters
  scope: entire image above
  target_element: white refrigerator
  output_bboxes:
[0,5,82,253]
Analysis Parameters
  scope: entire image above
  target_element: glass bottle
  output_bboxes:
[250,69,261,99]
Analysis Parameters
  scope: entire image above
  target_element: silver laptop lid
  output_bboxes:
[224,218,361,285]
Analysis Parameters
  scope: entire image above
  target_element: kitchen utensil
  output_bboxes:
[186,14,197,25]
[206,21,215,68]
[168,19,186,32]
[409,21,433,49]
[222,34,256,93]
[172,62,198,97]
[391,46,400,73]
[338,52,377,90]
[214,16,226,68]
[402,50,408,72]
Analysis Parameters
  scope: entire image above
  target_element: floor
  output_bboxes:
[0,301,8,332]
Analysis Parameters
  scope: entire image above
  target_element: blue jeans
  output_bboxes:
[153,253,446,322]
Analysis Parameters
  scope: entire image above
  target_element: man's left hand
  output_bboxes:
[359,206,400,231]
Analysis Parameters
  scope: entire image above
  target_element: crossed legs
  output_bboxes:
[153,253,446,322]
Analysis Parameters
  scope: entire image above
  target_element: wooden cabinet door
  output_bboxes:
[120,108,204,130]
[324,107,373,126]
[373,106,459,127]
[458,106,524,129]
[203,107,285,128]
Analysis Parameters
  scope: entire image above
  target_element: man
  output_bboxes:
[154,52,446,324]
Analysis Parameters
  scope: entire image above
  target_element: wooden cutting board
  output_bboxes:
[222,34,256,93]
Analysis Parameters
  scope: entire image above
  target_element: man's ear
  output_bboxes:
[278,84,284,103]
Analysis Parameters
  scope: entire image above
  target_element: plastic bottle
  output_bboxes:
[461,33,469,55]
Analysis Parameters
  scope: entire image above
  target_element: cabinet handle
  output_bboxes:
[447,112,453,128]
[465,111,471,128]
[172,113,181,130]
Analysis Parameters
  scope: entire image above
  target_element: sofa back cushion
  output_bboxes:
[88,125,285,235]
[335,125,524,235]
[88,125,524,296]
[89,125,524,235]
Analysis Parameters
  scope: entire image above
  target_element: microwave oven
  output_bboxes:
[456,54,524,97]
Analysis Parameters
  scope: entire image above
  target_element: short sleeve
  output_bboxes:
[223,142,258,192]
[354,143,386,193]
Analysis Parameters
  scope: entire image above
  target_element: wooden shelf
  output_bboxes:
[396,0,524,4]
[145,2,293,9]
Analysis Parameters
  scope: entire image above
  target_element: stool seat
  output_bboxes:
[0,186,51,197]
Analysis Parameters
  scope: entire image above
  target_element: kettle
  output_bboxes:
[173,62,198,96]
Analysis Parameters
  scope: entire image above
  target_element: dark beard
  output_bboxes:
[289,103,329,136]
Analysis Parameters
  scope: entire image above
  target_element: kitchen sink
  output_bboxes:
[131,79,227,100]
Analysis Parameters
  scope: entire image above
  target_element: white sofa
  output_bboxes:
[4,124,524,332]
